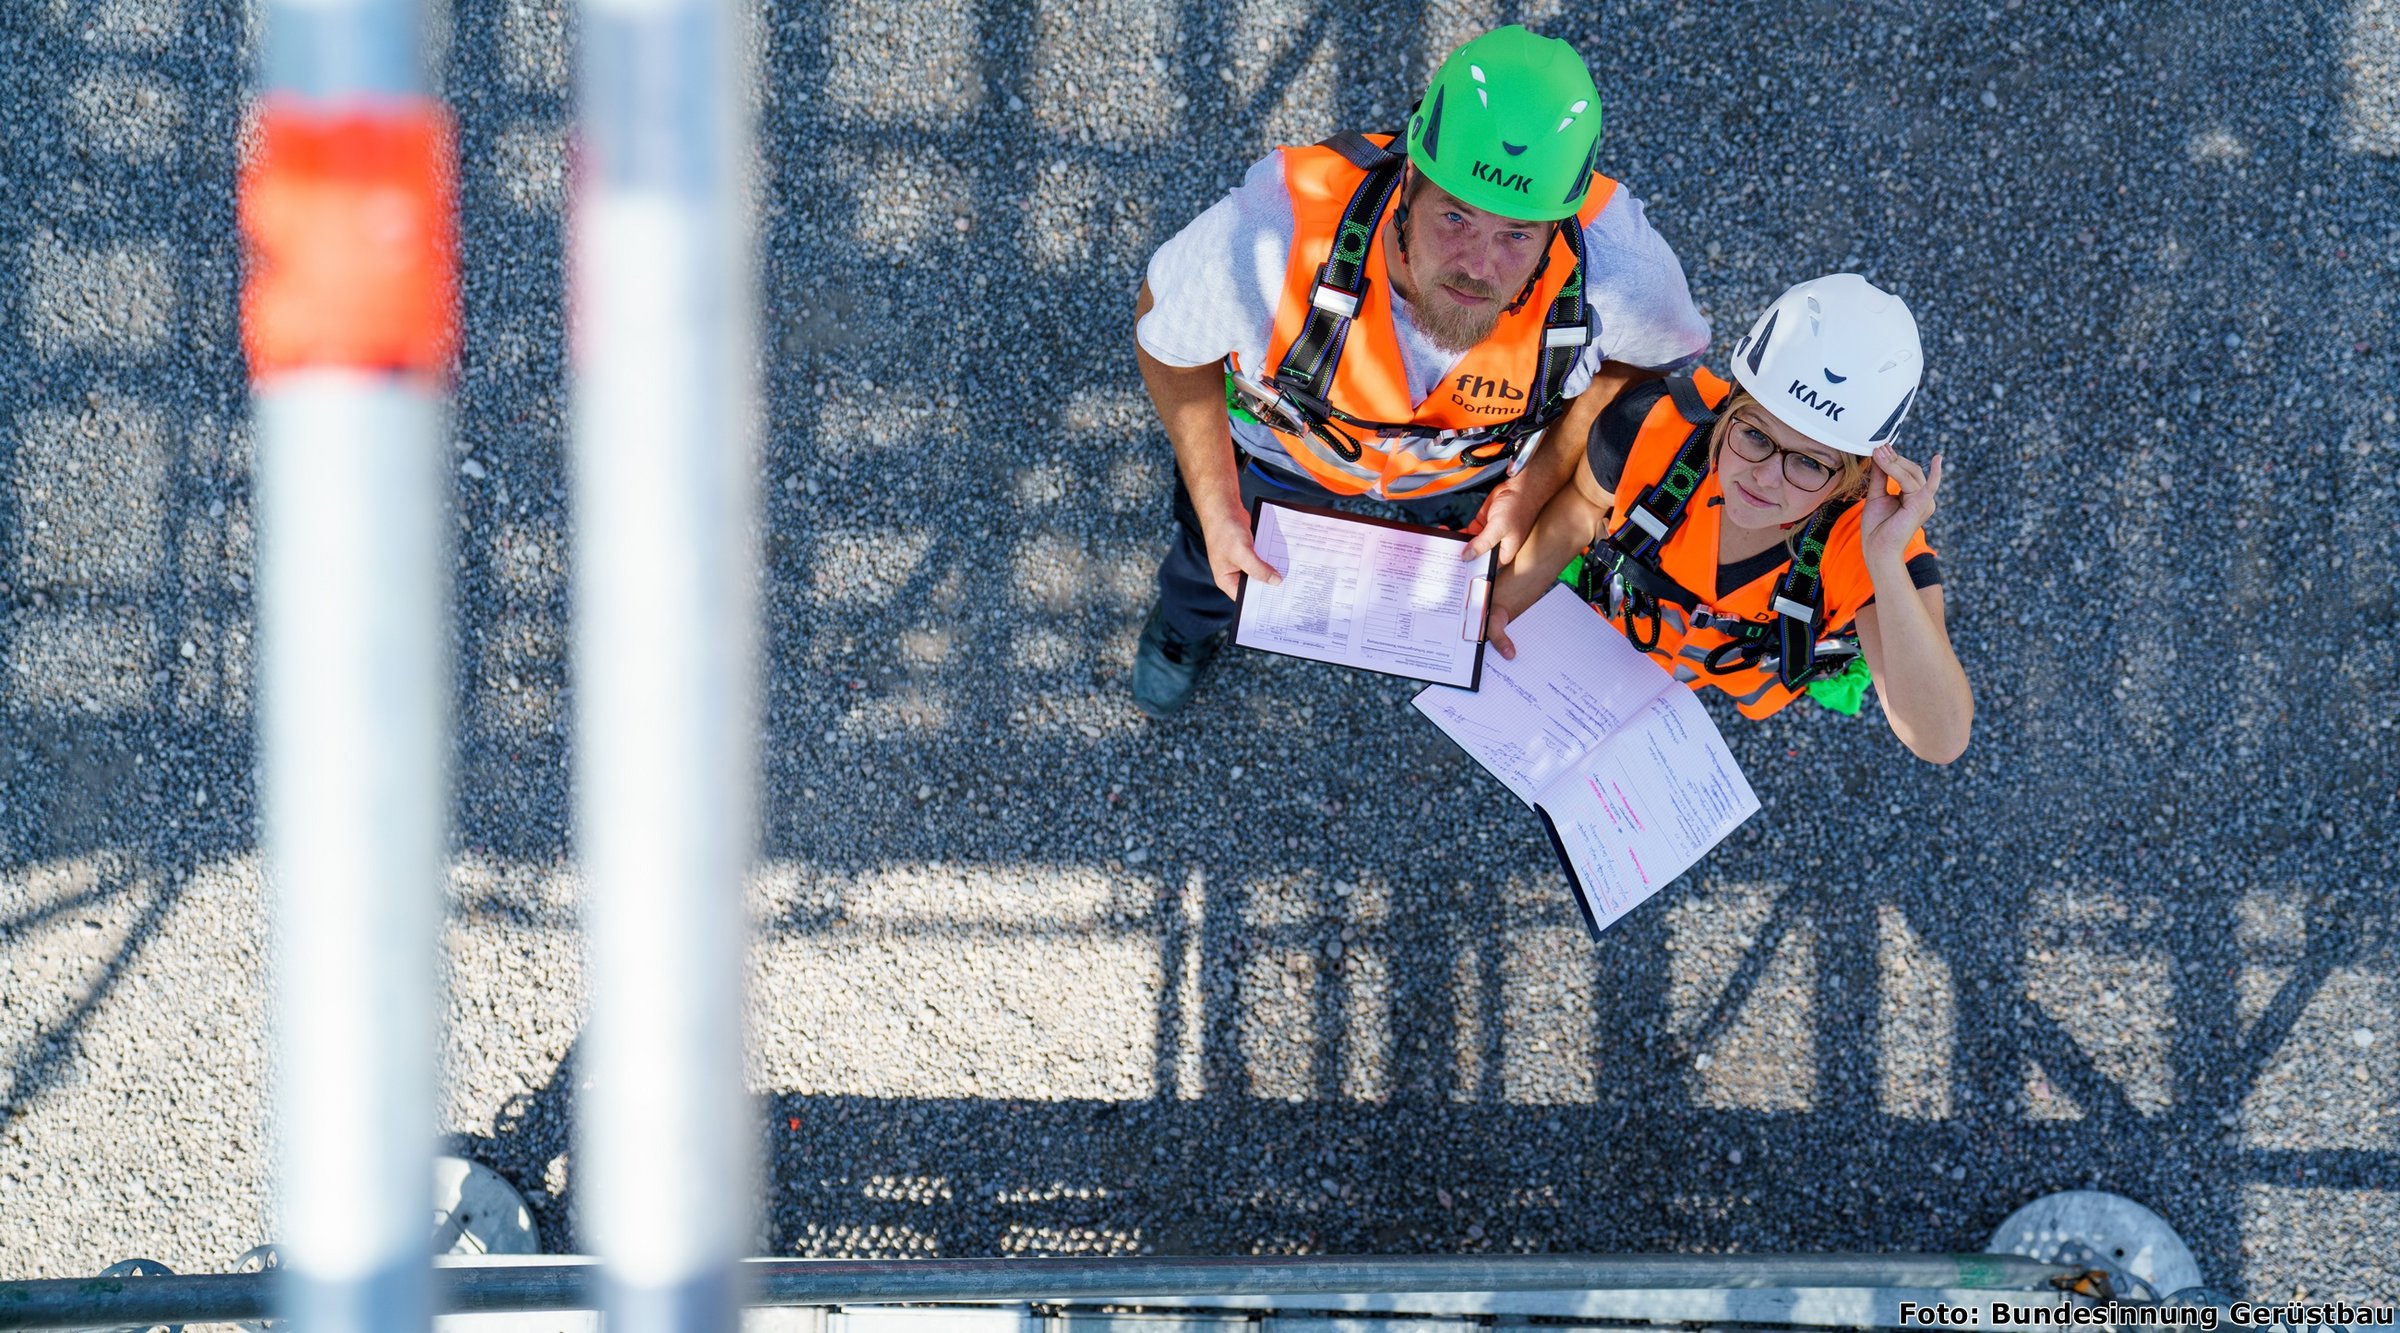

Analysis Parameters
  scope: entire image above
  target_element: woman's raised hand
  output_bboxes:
[1861,445,1942,567]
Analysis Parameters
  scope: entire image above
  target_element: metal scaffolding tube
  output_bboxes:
[0,1254,2087,1330]
[571,0,760,1329]
[247,0,453,1331]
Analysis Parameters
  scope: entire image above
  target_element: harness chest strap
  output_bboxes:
[1691,499,1855,685]
[1603,373,1719,562]
[1768,501,1846,686]
[1272,134,1407,435]
[1582,374,1719,648]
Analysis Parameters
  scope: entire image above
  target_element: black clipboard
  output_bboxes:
[1230,497,1496,690]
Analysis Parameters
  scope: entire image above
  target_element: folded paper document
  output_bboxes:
[1412,583,1760,936]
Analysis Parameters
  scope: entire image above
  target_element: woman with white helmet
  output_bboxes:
[1484,274,1973,762]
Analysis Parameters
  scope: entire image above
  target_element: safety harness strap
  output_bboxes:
[1691,503,1859,687]
[1665,372,1715,424]
[1602,373,1718,565]
[1767,499,1850,688]
[1271,140,1406,430]
[1575,375,1718,650]
[1319,130,1403,172]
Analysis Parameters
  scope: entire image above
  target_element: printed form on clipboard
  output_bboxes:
[1410,583,1761,937]
[1233,499,1494,689]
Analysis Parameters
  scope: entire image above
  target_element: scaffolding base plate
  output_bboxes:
[1986,1190,2202,1301]
[435,1156,543,1256]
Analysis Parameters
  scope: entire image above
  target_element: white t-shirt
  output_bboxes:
[1137,148,1711,477]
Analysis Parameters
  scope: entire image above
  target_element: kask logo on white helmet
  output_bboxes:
[1728,273,1923,457]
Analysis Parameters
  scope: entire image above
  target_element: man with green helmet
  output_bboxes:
[1131,26,1709,718]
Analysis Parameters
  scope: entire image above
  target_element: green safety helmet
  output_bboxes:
[1405,27,1604,223]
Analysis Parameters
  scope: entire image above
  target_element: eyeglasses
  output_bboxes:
[1723,416,1839,493]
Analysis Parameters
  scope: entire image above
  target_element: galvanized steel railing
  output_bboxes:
[0,1252,2090,1331]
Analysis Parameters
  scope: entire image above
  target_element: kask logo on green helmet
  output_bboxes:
[1470,160,1533,195]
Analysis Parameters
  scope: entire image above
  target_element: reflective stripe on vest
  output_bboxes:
[1600,368,1935,720]
[1252,137,1616,500]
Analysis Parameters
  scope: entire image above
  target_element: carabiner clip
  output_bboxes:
[1702,637,1770,676]
[1226,369,1309,436]
[1455,430,1520,468]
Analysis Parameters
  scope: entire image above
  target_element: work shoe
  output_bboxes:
[1132,602,1228,719]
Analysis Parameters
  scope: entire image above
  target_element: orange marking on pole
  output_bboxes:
[240,98,459,380]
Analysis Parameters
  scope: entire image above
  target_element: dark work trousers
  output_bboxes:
[1153,448,1500,642]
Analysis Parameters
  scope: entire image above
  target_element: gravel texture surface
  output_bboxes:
[3,0,2397,1311]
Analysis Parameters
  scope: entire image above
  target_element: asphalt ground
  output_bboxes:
[2,0,2397,1307]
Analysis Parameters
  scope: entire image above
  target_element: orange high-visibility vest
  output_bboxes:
[1601,368,1935,719]
[1249,135,1617,500]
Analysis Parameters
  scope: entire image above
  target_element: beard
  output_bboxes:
[1408,270,1506,353]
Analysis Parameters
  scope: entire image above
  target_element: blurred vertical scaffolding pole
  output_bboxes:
[239,0,457,1329]
[572,0,761,1328]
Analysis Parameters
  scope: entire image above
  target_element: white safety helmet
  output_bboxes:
[1728,274,1922,457]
